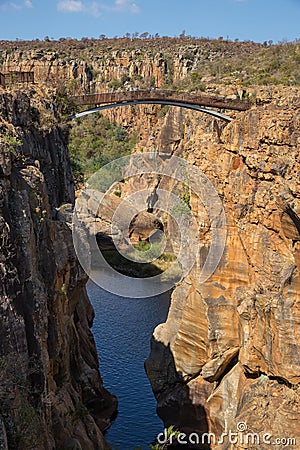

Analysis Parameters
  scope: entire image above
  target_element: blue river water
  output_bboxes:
[87,273,171,450]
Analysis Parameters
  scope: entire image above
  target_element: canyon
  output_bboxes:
[0,38,300,449]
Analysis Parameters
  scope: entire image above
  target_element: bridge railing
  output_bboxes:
[71,89,252,111]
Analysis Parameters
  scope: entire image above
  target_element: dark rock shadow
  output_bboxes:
[95,231,180,281]
[145,340,211,450]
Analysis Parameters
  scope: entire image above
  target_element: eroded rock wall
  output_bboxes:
[0,91,116,449]
[0,42,259,92]
[135,93,300,448]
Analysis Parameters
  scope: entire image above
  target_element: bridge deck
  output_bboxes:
[71,89,252,112]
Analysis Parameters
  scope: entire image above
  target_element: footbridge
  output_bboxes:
[70,89,252,122]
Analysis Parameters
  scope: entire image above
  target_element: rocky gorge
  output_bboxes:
[0,37,300,449]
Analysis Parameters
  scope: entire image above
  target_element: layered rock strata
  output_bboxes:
[0,91,117,450]
[132,94,300,448]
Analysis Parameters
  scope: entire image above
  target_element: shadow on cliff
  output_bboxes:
[145,341,211,450]
[95,232,180,281]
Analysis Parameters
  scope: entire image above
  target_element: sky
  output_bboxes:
[0,0,299,43]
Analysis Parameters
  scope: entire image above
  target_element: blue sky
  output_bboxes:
[0,0,299,43]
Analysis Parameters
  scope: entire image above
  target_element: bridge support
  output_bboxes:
[70,100,234,122]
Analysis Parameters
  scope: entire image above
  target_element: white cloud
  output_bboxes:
[0,0,33,9]
[56,0,139,16]
[57,0,102,15]
[0,2,21,10]
[57,0,84,12]
[89,1,101,16]
[113,0,139,13]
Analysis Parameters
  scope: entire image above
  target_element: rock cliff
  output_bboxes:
[141,92,300,448]
[0,39,262,91]
[0,90,117,449]
[1,38,298,96]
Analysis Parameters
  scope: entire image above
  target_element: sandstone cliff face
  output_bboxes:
[124,93,300,448]
[0,43,252,92]
[0,40,281,98]
[0,91,116,449]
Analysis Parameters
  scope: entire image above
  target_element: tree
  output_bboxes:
[140,32,150,39]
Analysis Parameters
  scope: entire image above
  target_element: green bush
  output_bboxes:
[150,426,181,449]
[68,115,138,184]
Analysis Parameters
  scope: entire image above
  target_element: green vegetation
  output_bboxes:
[159,105,170,117]
[165,71,206,92]
[133,240,166,260]
[3,132,22,156]
[171,188,192,218]
[159,41,300,89]
[150,426,181,449]
[135,240,152,252]
[68,114,138,185]
[100,243,178,279]
[16,399,43,449]
[55,82,79,117]
[108,74,131,89]
[60,283,69,301]
[181,191,191,208]
[171,201,192,218]
[114,189,122,197]
[108,78,124,90]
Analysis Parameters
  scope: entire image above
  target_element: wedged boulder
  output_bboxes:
[75,188,164,244]
[201,347,239,382]
[129,210,163,243]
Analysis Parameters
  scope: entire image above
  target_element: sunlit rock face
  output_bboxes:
[0,91,116,449]
[139,93,300,447]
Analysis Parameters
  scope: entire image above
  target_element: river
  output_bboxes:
[87,272,171,450]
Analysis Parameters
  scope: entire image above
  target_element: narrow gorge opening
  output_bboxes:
[87,276,171,449]
[69,109,185,449]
